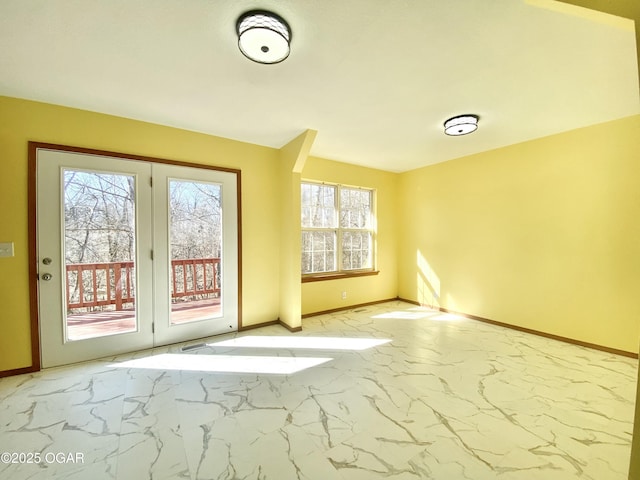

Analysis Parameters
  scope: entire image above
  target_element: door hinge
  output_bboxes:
[150,176,153,187]
[151,249,154,260]
[152,323,155,333]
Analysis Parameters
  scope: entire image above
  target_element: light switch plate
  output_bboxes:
[0,242,14,257]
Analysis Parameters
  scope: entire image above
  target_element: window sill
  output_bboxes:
[302,270,379,283]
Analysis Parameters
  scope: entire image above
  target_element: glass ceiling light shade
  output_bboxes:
[444,114,479,136]
[236,10,291,64]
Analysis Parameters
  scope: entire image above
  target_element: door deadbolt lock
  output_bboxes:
[42,257,52,265]
[41,273,53,281]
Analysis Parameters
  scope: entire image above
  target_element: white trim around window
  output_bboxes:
[301,181,376,279]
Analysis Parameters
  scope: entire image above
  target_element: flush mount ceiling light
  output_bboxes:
[236,10,291,64]
[444,114,479,136]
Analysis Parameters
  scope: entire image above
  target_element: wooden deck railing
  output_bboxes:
[66,258,220,311]
[170,258,220,298]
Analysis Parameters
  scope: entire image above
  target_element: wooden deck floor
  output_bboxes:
[67,298,222,340]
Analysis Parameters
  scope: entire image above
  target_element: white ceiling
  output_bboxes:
[0,0,638,172]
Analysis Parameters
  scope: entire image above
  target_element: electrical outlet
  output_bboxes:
[0,242,14,258]
[341,291,347,300]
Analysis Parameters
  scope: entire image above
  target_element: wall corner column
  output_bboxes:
[278,129,317,330]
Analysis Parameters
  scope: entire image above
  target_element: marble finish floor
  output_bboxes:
[0,301,636,479]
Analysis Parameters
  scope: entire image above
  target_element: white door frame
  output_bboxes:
[30,143,242,368]
[37,150,155,367]
[152,163,239,345]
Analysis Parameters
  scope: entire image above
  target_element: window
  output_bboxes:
[301,182,375,276]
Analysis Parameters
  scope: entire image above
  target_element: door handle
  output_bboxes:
[41,273,53,281]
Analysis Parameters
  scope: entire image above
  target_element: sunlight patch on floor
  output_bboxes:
[112,353,332,374]
[372,309,464,322]
[372,310,436,320]
[208,336,390,350]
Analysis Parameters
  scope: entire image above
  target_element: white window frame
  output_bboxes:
[301,181,376,277]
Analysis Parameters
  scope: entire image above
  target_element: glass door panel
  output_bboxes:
[63,170,139,340]
[169,180,222,324]
[37,149,153,368]
[152,163,238,347]
[37,148,239,367]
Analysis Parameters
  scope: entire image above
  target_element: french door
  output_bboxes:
[36,148,239,368]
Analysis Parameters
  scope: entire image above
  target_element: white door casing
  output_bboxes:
[36,148,239,368]
[37,150,154,367]
[152,163,238,345]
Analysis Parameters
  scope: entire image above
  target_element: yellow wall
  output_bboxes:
[0,96,283,371]
[560,0,640,89]
[301,157,398,315]
[278,130,316,329]
[398,114,640,353]
[2,95,638,370]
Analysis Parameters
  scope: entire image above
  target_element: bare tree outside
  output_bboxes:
[63,171,222,321]
[64,170,136,314]
[301,182,373,274]
[301,183,336,273]
[169,180,221,260]
[64,170,135,265]
[168,180,222,322]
